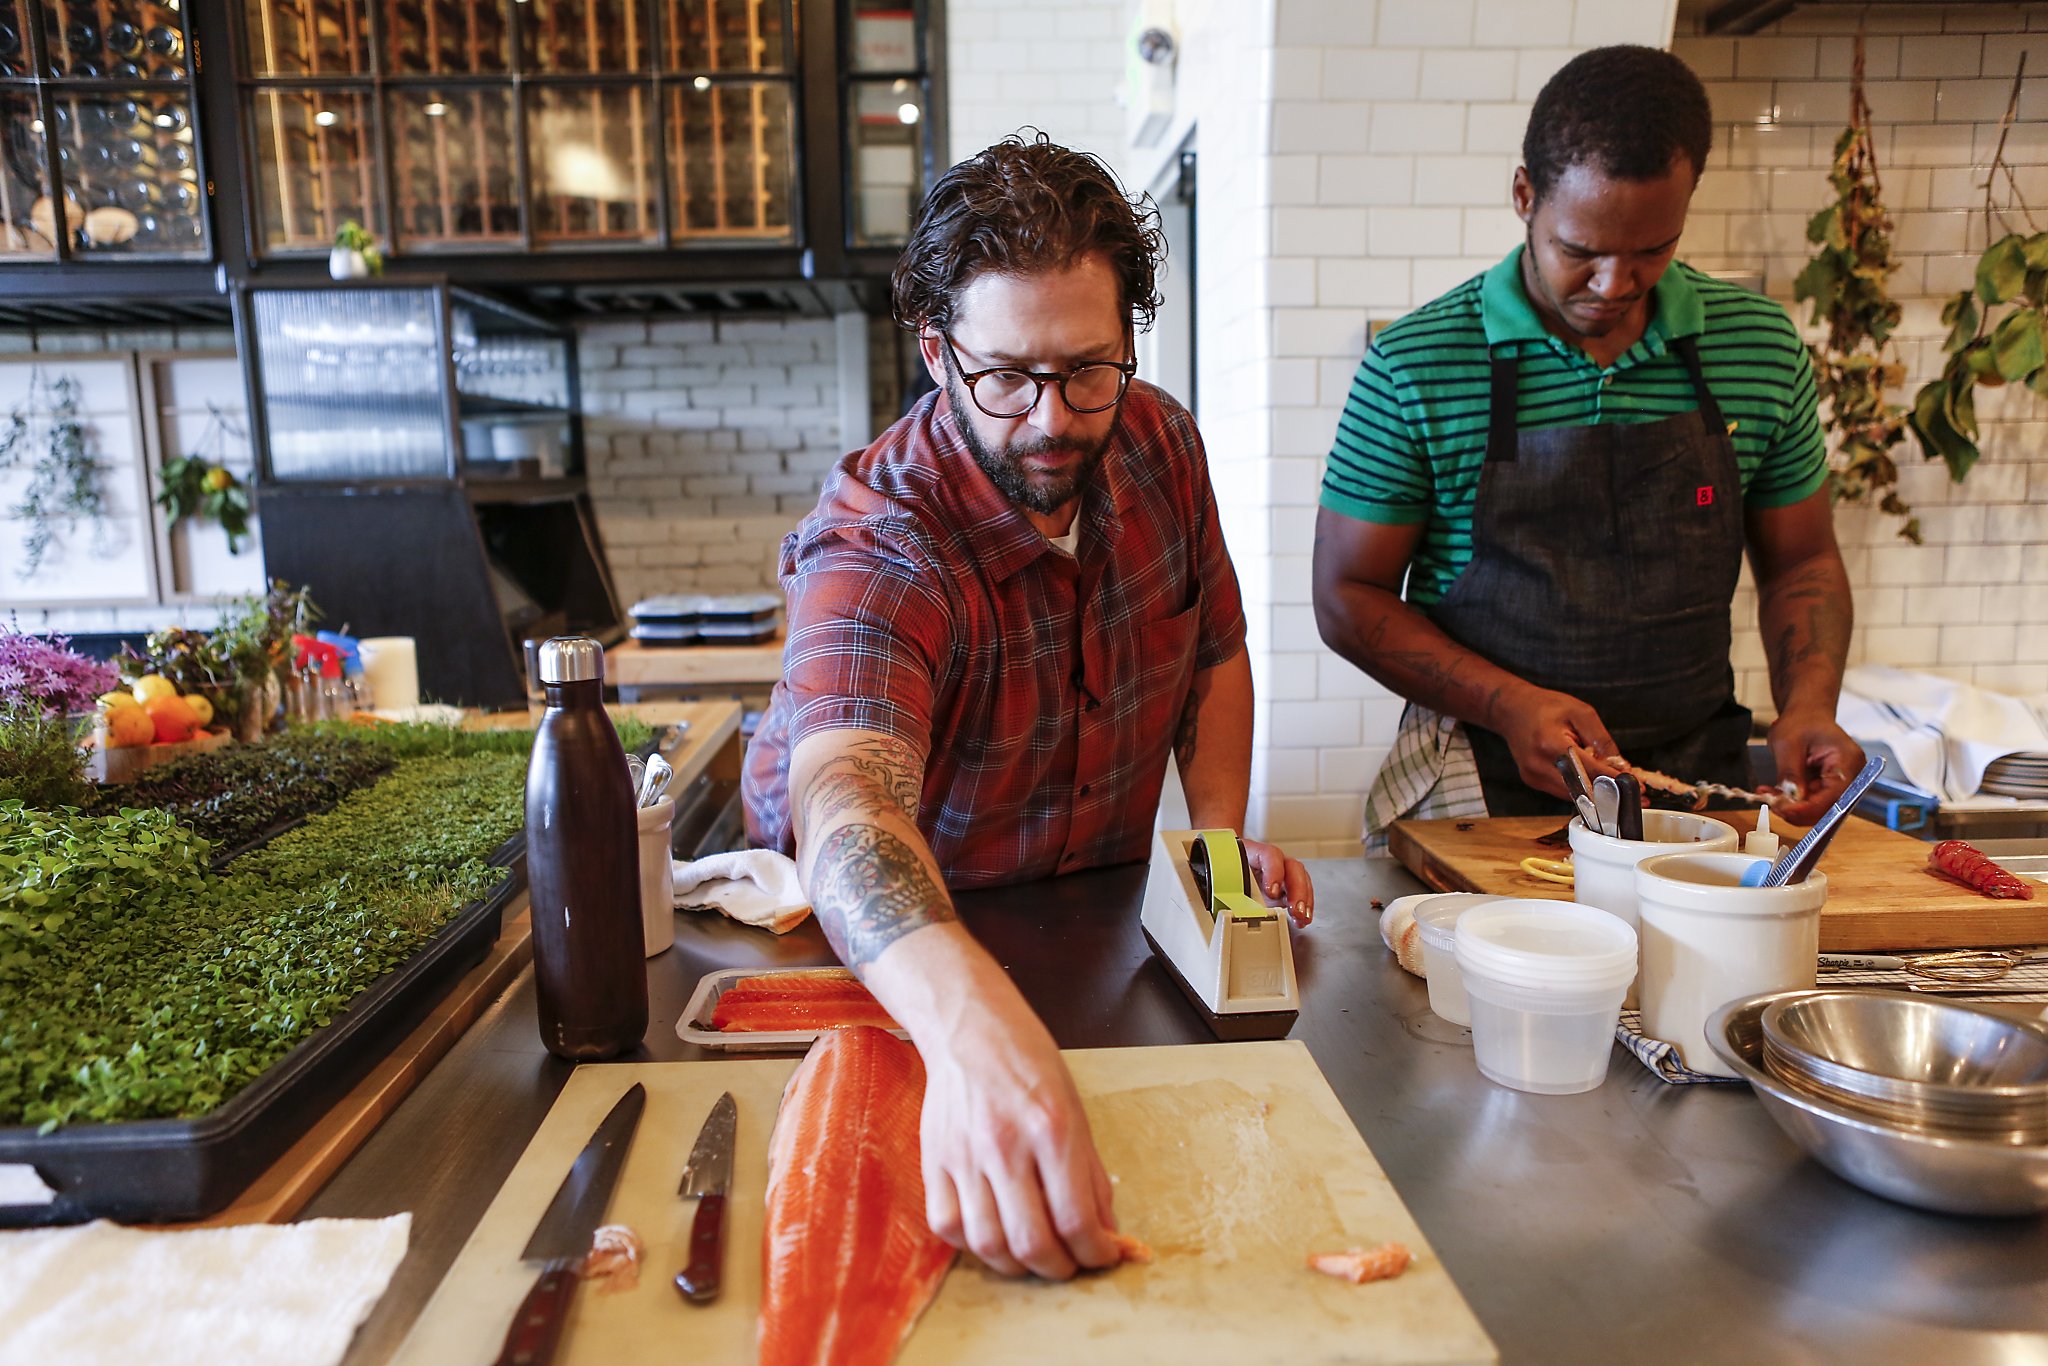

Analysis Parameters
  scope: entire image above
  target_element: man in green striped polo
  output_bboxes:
[1312,45,1863,850]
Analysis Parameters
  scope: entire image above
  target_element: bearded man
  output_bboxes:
[743,133,1310,1280]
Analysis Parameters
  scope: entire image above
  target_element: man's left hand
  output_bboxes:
[1243,837,1314,927]
[1767,707,1866,826]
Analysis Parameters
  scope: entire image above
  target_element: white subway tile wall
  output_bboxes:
[579,315,903,608]
[1672,3,2048,713]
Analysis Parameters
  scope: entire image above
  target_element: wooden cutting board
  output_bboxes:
[393,1044,1495,1365]
[1388,813,2048,952]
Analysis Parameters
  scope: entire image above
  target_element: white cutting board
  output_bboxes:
[392,1043,1496,1365]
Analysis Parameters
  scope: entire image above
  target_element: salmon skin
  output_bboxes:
[712,969,902,1033]
[760,1026,955,1366]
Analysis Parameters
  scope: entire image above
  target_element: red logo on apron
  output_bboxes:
[1696,486,1714,506]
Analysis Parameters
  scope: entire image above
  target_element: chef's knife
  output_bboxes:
[494,1083,646,1366]
[674,1091,737,1304]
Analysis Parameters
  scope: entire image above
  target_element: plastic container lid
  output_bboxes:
[1454,899,1638,993]
[1413,893,1500,953]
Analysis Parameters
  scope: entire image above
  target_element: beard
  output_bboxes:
[944,372,1115,517]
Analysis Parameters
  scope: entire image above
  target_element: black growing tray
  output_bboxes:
[0,831,527,1227]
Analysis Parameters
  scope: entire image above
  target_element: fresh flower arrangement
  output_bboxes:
[0,622,118,717]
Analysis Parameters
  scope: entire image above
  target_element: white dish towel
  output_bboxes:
[673,848,812,934]
[0,1213,409,1366]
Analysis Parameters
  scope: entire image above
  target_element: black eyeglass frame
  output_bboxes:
[937,331,1138,419]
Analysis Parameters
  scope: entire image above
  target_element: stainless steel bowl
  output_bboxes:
[1757,991,2048,1142]
[1708,991,2048,1217]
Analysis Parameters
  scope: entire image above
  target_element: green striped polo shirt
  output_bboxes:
[1320,248,1827,608]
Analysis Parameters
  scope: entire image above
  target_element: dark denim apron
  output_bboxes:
[1427,337,1752,816]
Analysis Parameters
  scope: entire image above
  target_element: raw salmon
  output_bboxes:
[713,969,902,1032]
[759,1026,955,1365]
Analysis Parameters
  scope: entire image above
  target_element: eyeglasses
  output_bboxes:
[939,332,1137,420]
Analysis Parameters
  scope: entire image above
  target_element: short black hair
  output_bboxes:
[1523,46,1713,201]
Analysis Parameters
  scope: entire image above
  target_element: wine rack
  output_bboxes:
[234,0,800,255]
[0,0,205,259]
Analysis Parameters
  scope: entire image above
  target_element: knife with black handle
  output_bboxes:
[494,1083,646,1366]
[675,1091,737,1304]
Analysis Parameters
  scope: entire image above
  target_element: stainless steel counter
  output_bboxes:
[313,857,2048,1364]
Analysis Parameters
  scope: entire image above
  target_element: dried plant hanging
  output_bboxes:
[1792,34,1914,541]
[0,368,113,579]
[1911,54,2046,486]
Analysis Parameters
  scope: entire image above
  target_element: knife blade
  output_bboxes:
[493,1082,646,1366]
[674,1091,737,1304]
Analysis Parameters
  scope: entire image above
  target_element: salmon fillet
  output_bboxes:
[760,1026,955,1365]
[712,970,902,1033]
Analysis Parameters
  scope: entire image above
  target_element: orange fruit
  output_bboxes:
[105,705,155,749]
[143,695,199,745]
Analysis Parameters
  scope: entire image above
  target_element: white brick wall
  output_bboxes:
[579,315,900,608]
[1672,4,2048,708]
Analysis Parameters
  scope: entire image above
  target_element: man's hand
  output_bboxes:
[1243,836,1314,927]
[916,991,1121,1280]
[1768,706,1866,825]
[1494,686,1622,800]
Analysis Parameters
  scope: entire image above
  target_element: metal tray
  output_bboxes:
[676,967,909,1053]
[0,832,526,1227]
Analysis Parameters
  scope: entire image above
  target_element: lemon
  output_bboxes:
[98,690,141,713]
[204,466,234,493]
[105,705,155,749]
[182,693,215,727]
[132,674,177,705]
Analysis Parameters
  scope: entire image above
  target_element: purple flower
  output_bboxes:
[0,623,119,716]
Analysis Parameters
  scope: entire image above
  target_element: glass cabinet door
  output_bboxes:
[248,87,380,252]
[0,0,207,260]
[388,85,518,250]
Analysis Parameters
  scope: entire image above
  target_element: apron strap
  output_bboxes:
[1671,336,1728,437]
[1484,351,1519,464]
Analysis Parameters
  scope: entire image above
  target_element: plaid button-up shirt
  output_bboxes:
[742,381,1247,889]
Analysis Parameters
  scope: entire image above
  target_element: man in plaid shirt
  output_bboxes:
[742,135,1313,1282]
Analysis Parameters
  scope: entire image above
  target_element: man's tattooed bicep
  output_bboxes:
[810,822,955,968]
[800,734,925,830]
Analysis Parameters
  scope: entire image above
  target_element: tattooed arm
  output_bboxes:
[787,727,1122,1281]
[1746,488,1863,823]
[1311,505,1618,799]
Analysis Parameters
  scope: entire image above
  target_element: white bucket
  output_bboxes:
[1412,893,1501,1026]
[1454,899,1639,1095]
[1635,852,1826,1077]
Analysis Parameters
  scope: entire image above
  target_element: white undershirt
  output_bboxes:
[1047,525,1080,557]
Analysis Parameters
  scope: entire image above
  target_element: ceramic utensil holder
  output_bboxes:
[638,795,675,957]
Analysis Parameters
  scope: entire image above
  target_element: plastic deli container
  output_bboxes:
[1412,893,1502,1027]
[1454,899,1640,1095]
[1634,852,1826,1077]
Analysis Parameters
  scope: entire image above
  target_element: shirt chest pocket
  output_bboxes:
[1123,603,1200,709]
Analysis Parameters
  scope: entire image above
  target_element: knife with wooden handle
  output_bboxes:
[675,1091,737,1304]
[494,1083,645,1366]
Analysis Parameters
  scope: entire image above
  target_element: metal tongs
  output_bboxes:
[1751,755,1886,887]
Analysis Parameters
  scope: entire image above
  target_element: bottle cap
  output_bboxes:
[538,636,605,684]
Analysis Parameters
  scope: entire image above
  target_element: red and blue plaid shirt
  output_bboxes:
[742,381,1247,889]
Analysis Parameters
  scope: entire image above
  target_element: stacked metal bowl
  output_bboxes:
[1708,989,2048,1215]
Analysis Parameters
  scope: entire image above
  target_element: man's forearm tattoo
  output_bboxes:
[811,822,956,968]
[800,734,924,835]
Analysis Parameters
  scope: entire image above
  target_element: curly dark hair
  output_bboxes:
[890,131,1164,334]
[1523,46,1713,201]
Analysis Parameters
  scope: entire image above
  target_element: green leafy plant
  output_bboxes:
[87,730,395,852]
[156,406,253,553]
[1910,58,2043,485]
[0,370,110,578]
[0,750,525,1130]
[332,219,385,275]
[1792,38,1916,541]
[0,701,91,810]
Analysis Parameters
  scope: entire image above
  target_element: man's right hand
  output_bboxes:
[915,991,1122,1280]
[1493,685,1621,800]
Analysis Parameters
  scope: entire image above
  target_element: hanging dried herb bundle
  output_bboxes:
[0,370,113,577]
[1792,37,1914,540]
[1911,56,2046,488]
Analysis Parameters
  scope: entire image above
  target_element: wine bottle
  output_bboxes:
[105,21,142,56]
